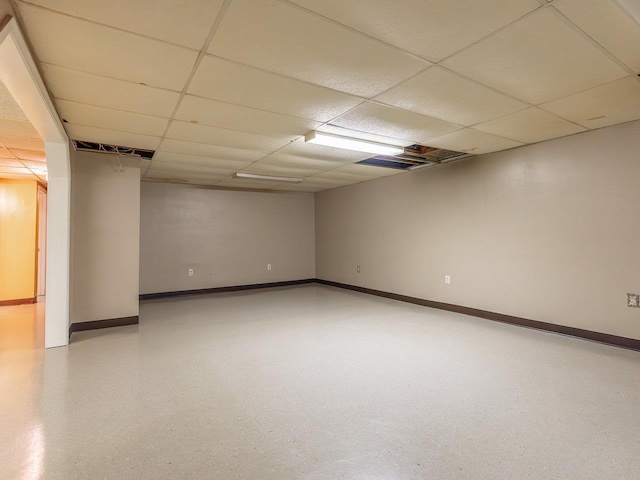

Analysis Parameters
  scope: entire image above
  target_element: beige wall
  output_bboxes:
[140,182,315,294]
[0,179,37,301]
[70,151,140,323]
[316,120,640,340]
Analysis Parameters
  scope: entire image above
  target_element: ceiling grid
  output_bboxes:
[7,0,640,191]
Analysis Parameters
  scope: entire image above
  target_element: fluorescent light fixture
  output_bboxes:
[305,131,404,156]
[233,172,303,184]
[615,0,640,24]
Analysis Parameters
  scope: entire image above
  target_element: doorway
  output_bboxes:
[0,16,70,348]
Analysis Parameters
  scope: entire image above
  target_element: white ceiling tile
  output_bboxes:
[0,135,44,151]
[0,80,9,95]
[332,102,461,144]
[168,179,222,186]
[0,173,39,181]
[8,149,46,162]
[189,56,364,122]
[24,0,224,50]
[20,160,48,171]
[540,76,640,129]
[148,161,234,177]
[260,153,341,171]
[145,168,226,179]
[554,0,640,72]
[0,146,14,158]
[290,0,540,62]
[474,107,586,143]
[166,121,292,152]
[375,67,529,126]
[0,119,40,138]
[19,3,198,91]
[0,95,29,121]
[65,124,161,150]
[175,95,320,137]
[142,177,190,184]
[0,166,31,175]
[144,171,226,184]
[180,178,227,186]
[208,0,429,97]
[426,129,522,155]
[243,163,323,177]
[441,8,628,104]
[41,64,180,118]
[279,137,372,163]
[336,163,403,177]
[152,151,252,170]
[296,175,354,187]
[0,158,23,167]
[55,100,169,136]
[312,170,374,182]
[159,139,265,163]
[272,184,327,192]
[215,178,282,190]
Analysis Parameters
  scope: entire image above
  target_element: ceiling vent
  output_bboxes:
[357,144,473,170]
[72,140,155,160]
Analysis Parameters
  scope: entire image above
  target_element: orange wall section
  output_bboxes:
[0,179,38,302]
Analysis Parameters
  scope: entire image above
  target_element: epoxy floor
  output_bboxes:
[1,285,639,479]
[0,301,45,351]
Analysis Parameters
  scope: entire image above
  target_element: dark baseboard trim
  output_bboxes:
[139,278,316,301]
[315,279,640,352]
[0,297,36,306]
[69,316,139,338]
[135,277,639,352]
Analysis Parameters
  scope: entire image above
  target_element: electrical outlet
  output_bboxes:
[628,293,640,308]
[445,275,451,284]
[188,268,194,276]
[357,266,360,273]
[267,264,272,271]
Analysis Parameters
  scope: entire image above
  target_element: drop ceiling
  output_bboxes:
[0,79,47,183]
[15,0,640,192]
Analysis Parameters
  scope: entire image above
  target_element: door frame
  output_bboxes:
[36,184,46,298]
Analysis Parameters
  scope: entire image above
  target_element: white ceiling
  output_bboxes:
[15,0,640,192]
[0,79,47,183]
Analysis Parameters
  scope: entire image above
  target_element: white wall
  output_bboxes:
[316,121,640,340]
[140,182,315,294]
[70,150,140,323]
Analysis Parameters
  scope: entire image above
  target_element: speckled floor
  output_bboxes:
[1,284,639,479]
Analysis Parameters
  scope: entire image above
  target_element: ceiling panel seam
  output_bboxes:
[16,0,201,52]
[550,5,640,81]
[38,62,183,95]
[432,4,548,66]
[143,0,234,178]
[0,140,46,181]
[53,98,172,121]
[202,54,369,100]
[277,0,435,64]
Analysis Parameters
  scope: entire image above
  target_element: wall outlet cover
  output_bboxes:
[628,293,640,308]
